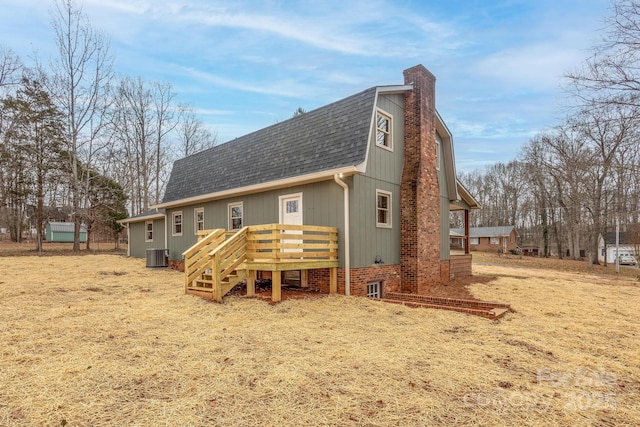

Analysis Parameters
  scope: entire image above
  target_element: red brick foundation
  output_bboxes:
[308,265,401,296]
[168,260,185,272]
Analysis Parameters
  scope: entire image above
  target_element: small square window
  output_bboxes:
[490,237,499,245]
[376,110,392,150]
[172,211,183,236]
[367,282,381,298]
[470,237,479,245]
[194,208,204,234]
[229,202,243,230]
[376,190,392,228]
[145,221,153,242]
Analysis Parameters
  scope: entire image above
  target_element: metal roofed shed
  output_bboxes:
[45,222,87,243]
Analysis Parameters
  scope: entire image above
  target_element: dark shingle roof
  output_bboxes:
[162,87,377,204]
[602,231,637,245]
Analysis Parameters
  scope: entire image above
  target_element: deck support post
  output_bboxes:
[301,270,308,288]
[329,267,337,294]
[246,270,256,296]
[213,255,222,302]
[272,271,282,302]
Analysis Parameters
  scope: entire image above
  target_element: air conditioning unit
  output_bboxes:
[146,248,168,268]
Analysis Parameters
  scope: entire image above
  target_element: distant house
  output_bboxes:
[45,222,87,243]
[120,65,480,300]
[598,231,639,264]
[451,226,518,253]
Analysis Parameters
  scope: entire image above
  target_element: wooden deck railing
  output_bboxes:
[182,228,226,292]
[184,224,339,302]
[246,224,338,267]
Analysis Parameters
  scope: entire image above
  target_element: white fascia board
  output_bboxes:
[153,166,361,209]
[118,213,165,224]
[377,84,413,94]
[435,110,460,201]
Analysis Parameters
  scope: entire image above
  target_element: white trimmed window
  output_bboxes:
[228,202,243,230]
[145,220,153,242]
[490,237,499,245]
[435,139,441,170]
[470,237,479,245]
[194,208,204,234]
[375,109,393,151]
[172,211,183,236]
[376,190,392,228]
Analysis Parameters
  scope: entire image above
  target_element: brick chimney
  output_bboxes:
[400,65,441,293]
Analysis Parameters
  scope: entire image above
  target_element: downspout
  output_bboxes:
[334,174,351,296]
[126,223,130,257]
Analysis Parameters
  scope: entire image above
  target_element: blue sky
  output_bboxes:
[0,0,610,171]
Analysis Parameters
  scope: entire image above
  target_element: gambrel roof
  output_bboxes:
[159,88,377,207]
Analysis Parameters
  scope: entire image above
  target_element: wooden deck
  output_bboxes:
[183,224,339,302]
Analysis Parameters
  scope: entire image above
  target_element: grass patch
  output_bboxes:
[0,255,638,425]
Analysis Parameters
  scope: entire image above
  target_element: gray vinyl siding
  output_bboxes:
[436,131,450,260]
[350,175,400,267]
[129,218,166,258]
[165,180,346,264]
[347,93,404,268]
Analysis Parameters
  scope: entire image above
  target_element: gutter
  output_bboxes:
[334,174,351,296]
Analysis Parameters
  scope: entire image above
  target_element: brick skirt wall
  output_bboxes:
[308,265,401,296]
[449,254,472,278]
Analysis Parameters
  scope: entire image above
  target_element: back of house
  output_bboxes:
[121,65,479,297]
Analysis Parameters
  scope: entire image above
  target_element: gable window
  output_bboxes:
[194,208,204,235]
[145,220,153,242]
[172,211,183,236]
[376,190,392,228]
[376,109,393,151]
[435,138,441,170]
[228,202,243,230]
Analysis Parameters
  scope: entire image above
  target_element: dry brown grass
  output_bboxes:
[1,253,639,426]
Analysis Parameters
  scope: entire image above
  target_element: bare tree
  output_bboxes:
[176,104,217,157]
[0,46,23,89]
[109,77,181,214]
[566,0,640,107]
[48,0,113,251]
[571,102,639,263]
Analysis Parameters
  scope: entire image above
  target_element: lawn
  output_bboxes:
[0,250,638,426]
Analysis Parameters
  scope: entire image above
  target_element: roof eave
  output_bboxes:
[118,213,166,225]
[153,166,362,209]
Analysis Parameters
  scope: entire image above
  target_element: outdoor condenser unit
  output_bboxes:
[146,248,169,268]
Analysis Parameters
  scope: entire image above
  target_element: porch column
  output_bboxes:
[464,209,470,254]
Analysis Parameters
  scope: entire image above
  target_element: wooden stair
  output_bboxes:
[382,292,511,319]
[187,270,247,299]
